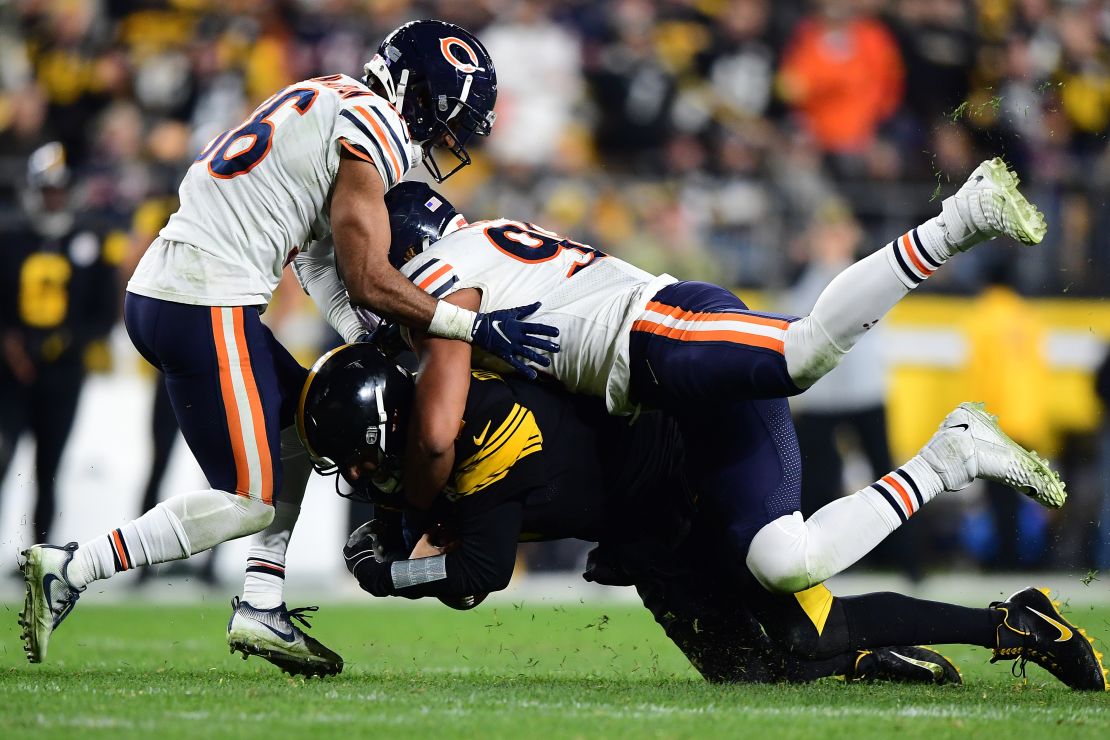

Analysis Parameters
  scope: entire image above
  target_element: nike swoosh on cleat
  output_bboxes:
[890,651,944,680]
[41,574,74,628]
[947,424,970,431]
[472,420,491,447]
[255,620,298,642]
[1027,607,1073,642]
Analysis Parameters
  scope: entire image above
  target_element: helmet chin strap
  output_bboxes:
[374,386,388,454]
[443,213,468,237]
[363,55,397,102]
[394,68,410,116]
[446,74,472,123]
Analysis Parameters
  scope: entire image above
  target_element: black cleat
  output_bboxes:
[850,646,962,685]
[990,587,1108,691]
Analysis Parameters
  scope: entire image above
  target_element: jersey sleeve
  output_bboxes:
[351,499,523,599]
[399,253,461,299]
[448,371,545,506]
[333,94,419,189]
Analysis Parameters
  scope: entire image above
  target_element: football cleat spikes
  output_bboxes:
[990,587,1108,691]
[850,646,962,685]
[19,542,84,663]
[921,402,1066,508]
[226,597,343,678]
[940,157,1047,250]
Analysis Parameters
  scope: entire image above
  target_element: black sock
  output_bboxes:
[839,592,1001,649]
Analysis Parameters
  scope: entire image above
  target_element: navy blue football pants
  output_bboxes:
[124,293,307,506]
[628,281,804,559]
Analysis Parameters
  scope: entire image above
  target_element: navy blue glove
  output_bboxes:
[470,302,560,380]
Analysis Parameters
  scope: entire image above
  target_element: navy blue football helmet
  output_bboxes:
[297,343,414,503]
[383,182,465,269]
[364,20,497,182]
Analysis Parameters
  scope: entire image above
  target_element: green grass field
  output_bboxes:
[2,600,1108,738]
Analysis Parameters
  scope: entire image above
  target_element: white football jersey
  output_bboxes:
[400,218,677,413]
[129,74,420,306]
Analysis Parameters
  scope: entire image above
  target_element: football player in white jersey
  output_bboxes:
[377,168,1075,631]
[18,20,555,674]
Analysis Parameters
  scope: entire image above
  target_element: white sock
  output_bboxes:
[746,456,945,593]
[785,220,950,388]
[241,426,310,609]
[70,488,274,589]
[242,504,298,608]
[70,506,189,588]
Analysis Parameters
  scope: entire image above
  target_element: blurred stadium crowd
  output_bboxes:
[3,0,1110,290]
[1,0,1109,578]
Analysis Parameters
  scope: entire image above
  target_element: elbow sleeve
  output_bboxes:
[292,246,378,343]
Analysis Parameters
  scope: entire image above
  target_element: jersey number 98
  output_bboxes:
[198,87,319,179]
[484,222,607,278]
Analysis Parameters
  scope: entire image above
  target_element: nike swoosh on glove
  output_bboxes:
[470,302,560,380]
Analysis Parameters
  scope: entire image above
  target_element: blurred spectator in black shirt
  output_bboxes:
[0,143,121,541]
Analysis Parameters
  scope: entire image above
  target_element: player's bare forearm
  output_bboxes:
[404,291,479,510]
[403,335,471,509]
[330,152,438,328]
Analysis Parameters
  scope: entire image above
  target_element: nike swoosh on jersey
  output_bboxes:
[472,420,492,447]
[1027,607,1073,642]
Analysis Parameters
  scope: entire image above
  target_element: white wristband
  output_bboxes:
[427,300,477,342]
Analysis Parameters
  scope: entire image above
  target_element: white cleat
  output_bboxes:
[941,157,1047,250]
[18,542,84,663]
[920,402,1066,508]
[227,597,343,677]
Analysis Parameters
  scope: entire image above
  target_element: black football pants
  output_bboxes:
[0,360,85,541]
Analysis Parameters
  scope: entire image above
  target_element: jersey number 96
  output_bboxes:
[197,87,319,179]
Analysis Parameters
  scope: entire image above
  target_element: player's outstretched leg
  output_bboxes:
[786,157,1046,387]
[990,588,1107,691]
[227,426,343,677]
[921,402,1065,508]
[746,402,1065,593]
[18,543,83,663]
[19,489,274,663]
[749,582,1100,690]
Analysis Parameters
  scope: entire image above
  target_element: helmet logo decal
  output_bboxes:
[439,37,485,73]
